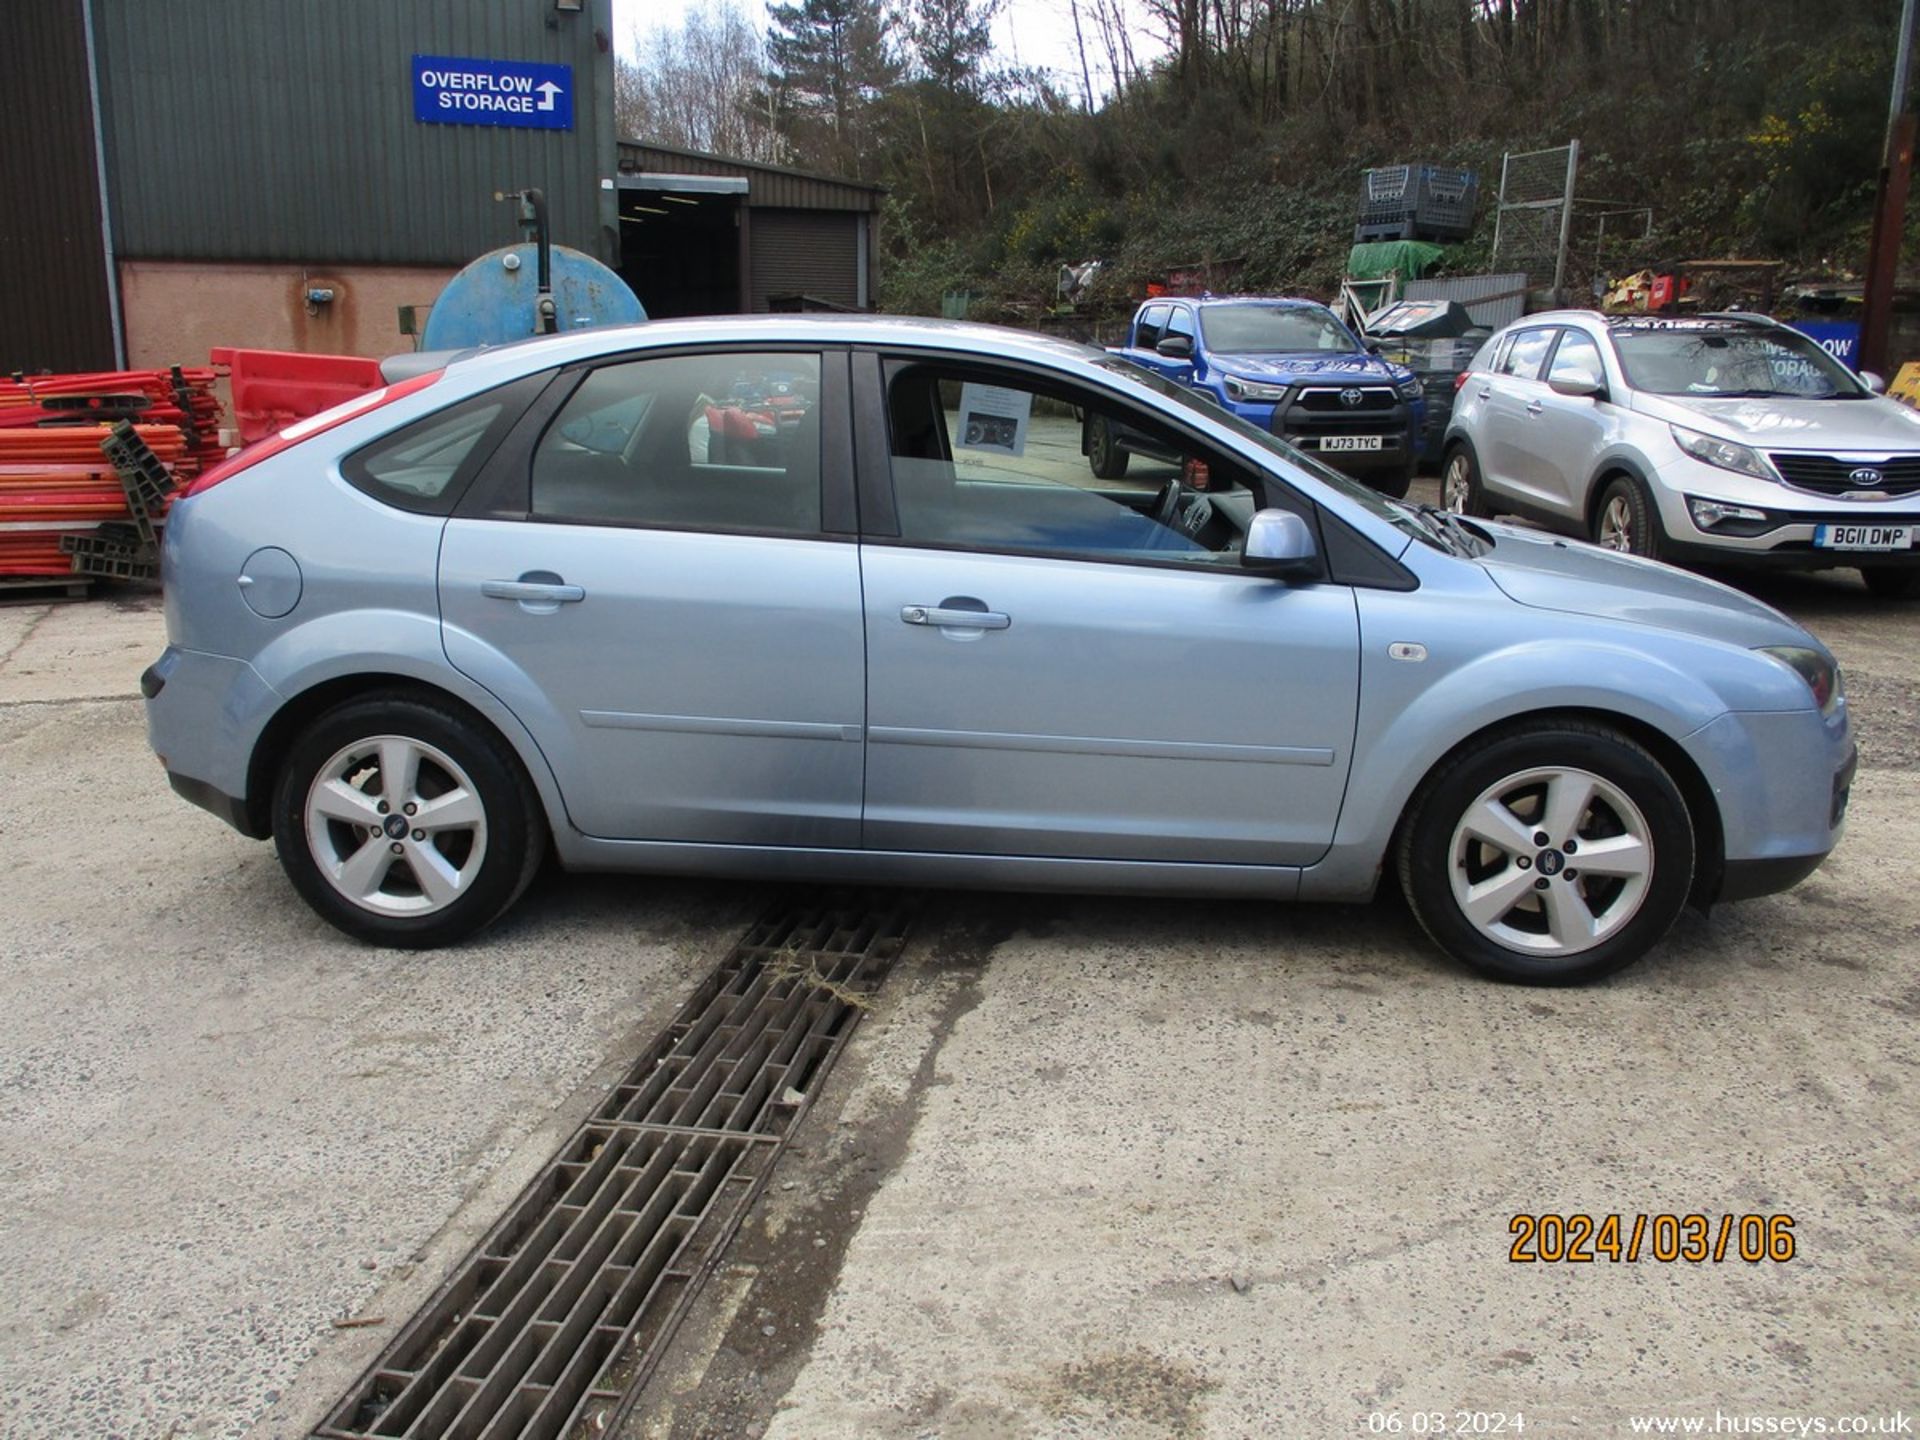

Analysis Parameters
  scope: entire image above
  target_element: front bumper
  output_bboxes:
[1683,706,1853,904]
[1650,455,1920,568]
[1216,392,1419,474]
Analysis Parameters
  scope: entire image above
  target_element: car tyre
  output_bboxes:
[1441,445,1490,517]
[1396,719,1694,985]
[1861,567,1920,600]
[1086,415,1131,479]
[272,693,548,948]
[1593,474,1662,558]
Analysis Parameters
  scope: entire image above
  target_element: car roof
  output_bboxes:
[427,313,1111,383]
[1497,309,1779,336]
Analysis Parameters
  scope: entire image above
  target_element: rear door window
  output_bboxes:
[1499,329,1556,380]
[1134,305,1170,351]
[531,352,822,536]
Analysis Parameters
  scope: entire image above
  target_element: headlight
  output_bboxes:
[1686,496,1771,530]
[1396,376,1423,400]
[1222,375,1289,403]
[1672,425,1774,481]
[1758,645,1842,716]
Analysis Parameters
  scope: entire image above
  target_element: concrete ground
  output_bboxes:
[1,514,1916,1437]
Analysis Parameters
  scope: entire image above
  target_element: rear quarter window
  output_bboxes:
[342,373,546,514]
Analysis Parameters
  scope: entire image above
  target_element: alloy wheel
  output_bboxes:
[303,734,489,917]
[1446,765,1654,958]
[1598,495,1635,551]
[1443,453,1472,512]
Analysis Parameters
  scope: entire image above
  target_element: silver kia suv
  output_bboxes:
[1441,311,1920,597]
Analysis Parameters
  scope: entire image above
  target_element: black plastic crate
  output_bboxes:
[1355,164,1478,243]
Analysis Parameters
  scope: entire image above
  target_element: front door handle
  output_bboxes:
[902,604,1011,630]
[1476,387,1492,399]
[1525,400,1544,416]
[483,578,585,604]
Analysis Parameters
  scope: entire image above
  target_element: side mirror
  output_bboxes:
[1156,334,1194,359]
[1548,376,1608,401]
[1242,508,1319,578]
[1366,340,1384,355]
[1860,370,1887,395]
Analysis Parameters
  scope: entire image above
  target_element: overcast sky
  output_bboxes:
[626,0,1168,103]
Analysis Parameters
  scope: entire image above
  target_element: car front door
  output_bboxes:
[437,347,867,846]
[1520,328,1614,521]
[855,355,1361,867]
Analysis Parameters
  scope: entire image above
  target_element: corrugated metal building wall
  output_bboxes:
[93,0,619,264]
[0,3,118,371]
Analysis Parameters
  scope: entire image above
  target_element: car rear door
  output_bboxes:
[853,352,1360,868]
[1474,326,1559,504]
[436,346,867,846]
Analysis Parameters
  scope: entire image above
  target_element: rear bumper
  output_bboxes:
[167,770,260,837]
[144,644,280,837]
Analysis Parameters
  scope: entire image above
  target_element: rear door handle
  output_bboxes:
[483,579,585,604]
[1476,387,1493,399]
[1525,400,1544,416]
[902,605,1010,630]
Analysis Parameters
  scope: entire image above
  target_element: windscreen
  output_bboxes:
[1609,325,1864,399]
[1199,303,1357,354]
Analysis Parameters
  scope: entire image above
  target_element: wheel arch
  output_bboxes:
[243,672,563,843]
[1391,704,1725,909]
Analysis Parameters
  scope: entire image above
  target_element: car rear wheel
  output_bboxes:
[273,694,547,947]
[1593,475,1661,558]
[1086,415,1131,479]
[1441,446,1489,517]
[1861,567,1920,600]
[1396,720,1694,984]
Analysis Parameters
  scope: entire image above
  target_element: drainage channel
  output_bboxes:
[314,891,918,1440]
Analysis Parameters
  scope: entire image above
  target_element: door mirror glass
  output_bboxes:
[1242,508,1318,577]
[1156,333,1194,359]
[1548,375,1607,400]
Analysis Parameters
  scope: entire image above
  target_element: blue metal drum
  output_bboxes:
[421,243,645,350]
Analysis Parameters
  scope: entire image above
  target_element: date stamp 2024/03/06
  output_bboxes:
[1508,1212,1797,1264]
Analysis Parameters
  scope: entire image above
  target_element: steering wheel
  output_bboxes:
[1151,476,1184,528]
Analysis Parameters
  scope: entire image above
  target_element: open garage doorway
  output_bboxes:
[617,174,746,319]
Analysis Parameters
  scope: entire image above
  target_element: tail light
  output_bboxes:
[183,370,442,497]
[1452,370,1474,393]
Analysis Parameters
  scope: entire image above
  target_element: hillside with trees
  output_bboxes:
[619,0,1911,328]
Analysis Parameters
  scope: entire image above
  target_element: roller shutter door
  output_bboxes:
[749,209,859,311]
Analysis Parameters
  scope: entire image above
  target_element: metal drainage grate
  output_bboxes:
[315,892,917,1440]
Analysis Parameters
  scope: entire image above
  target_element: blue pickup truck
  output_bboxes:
[1093,294,1426,496]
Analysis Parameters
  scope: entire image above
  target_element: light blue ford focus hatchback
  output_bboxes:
[144,317,1855,983]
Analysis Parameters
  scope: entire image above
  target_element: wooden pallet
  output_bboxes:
[0,575,92,603]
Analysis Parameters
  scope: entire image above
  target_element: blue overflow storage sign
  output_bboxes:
[1787,320,1862,369]
[413,55,573,130]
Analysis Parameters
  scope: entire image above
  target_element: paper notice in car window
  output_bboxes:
[956,383,1032,457]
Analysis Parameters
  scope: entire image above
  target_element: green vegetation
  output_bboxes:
[621,0,1912,320]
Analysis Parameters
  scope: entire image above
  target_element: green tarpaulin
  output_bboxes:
[1346,240,1446,281]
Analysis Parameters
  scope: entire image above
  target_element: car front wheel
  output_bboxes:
[1396,720,1694,984]
[1593,475,1661,558]
[1086,415,1131,479]
[273,694,547,947]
